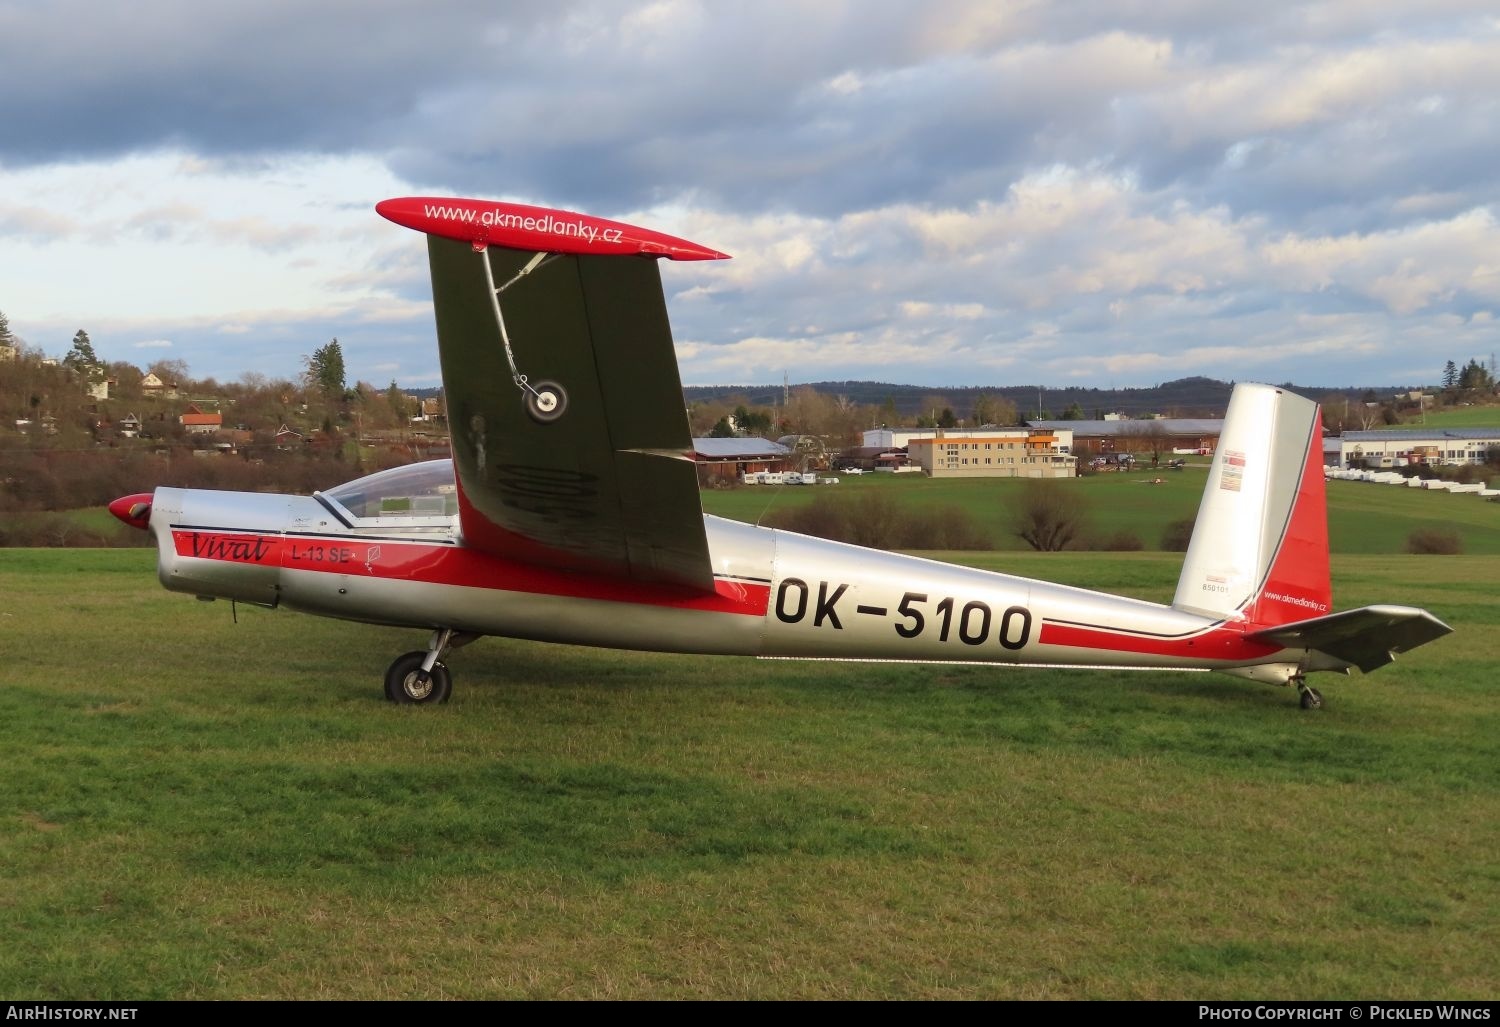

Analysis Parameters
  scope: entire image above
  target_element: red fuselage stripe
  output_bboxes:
[170,530,769,616]
[1038,621,1282,662]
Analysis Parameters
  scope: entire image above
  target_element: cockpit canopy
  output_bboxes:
[320,459,457,527]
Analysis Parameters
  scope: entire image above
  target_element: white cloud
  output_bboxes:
[1261,207,1500,313]
[1,3,1495,388]
[1128,35,1500,145]
[0,151,412,323]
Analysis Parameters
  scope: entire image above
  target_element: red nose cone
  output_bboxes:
[109,492,154,531]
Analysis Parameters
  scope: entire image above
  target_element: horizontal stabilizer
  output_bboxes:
[1247,605,1453,673]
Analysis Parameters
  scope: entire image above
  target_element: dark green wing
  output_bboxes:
[427,235,713,592]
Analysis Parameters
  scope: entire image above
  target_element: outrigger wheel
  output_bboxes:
[385,651,453,705]
[524,380,568,424]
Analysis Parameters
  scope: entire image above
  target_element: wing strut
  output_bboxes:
[478,248,569,423]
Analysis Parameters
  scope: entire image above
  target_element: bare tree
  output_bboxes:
[785,386,864,444]
[1011,479,1090,551]
[1319,392,1353,433]
[1138,421,1169,465]
[972,393,1017,426]
[687,400,732,436]
[1354,402,1384,431]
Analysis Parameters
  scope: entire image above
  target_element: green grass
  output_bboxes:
[1327,480,1500,554]
[1,549,1495,999]
[60,507,123,534]
[703,471,1205,550]
[702,471,1500,553]
[1409,406,1500,429]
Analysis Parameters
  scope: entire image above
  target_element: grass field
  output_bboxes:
[1,548,1495,999]
[701,471,1500,554]
[1409,407,1500,429]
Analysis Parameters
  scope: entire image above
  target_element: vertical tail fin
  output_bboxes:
[1172,384,1331,628]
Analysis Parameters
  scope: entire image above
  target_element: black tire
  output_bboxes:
[524,380,568,424]
[1299,686,1323,710]
[384,650,453,705]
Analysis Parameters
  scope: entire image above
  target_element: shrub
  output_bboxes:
[1160,517,1197,552]
[922,504,994,551]
[0,512,145,548]
[1088,529,1144,551]
[766,493,992,550]
[768,494,856,543]
[838,492,911,549]
[1406,528,1463,555]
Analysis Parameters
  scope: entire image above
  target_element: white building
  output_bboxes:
[864,426,1075,451]
[863,428,941,449]
[1335,429,1500,468]
[904,428,1076,478]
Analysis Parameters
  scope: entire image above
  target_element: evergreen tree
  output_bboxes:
[304,338,347,398]
[63,329,103,382]
[1442,360,1459,390]
[0,309,14,348]
[1458,359,1493,393]
[733,404,771,434]
[709,416,735,438]
[385,379,407,419]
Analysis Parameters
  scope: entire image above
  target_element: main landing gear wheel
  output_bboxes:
[1297,680,1324,710]
[524,380,568,424]
[385,651,452,705]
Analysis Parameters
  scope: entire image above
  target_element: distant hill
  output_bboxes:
[682,377,1406,419]
[412,377,1420,420]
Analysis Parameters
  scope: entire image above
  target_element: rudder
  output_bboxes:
[1172,384,1331,628]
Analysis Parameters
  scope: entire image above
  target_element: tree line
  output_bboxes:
[1440,358,1495,396]
[0,322,435,517]
[689,386,1031,445]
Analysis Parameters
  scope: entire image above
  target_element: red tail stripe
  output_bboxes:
[1248,417,1332,628]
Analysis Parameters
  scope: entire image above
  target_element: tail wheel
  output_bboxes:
[385,651,453,705]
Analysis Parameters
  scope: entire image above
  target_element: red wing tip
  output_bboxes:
[376,196,729,261]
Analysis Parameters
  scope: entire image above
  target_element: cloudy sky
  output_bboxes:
[2,1,1496,390]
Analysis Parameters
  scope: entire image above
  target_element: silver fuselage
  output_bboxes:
[148,485,1302,680]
